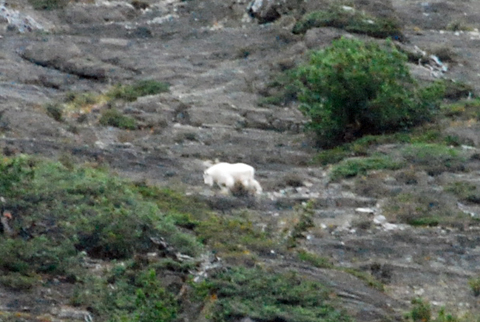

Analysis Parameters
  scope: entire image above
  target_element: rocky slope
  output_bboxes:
[2,0,480,321]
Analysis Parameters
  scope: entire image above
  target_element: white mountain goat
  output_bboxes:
[203,162,263,195]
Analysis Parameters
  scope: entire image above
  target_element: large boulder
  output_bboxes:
[247,0,302,23]
[19,39,132,80]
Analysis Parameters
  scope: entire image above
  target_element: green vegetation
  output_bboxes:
[338,267,384,291]
[445,182,480,204]
[330,155,403,181]
[297,250,334,269]
[400,143,466,175]
[107,80,170,102]
[43,80,169,128]
[0,156,205,272]
[44,103,64,122]
[99,108,137,130]
[294,37,444,147]
[193,267,352,322]
[0,155,210,320]
[72,264,180,321]
[469,276,480,297]
[292,5,403,40]
[406,298,461,322]
[382,189,471,227]
[195,212,280,261]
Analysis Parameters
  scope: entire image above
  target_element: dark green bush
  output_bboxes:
[294,37,444,147]
[99,108,137,130]
[45,103,64,122]
[0,236,77,276]
[72,265,179,322]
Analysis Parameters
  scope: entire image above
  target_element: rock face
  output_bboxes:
[2,0,480,320]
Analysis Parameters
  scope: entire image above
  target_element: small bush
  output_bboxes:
[469,276,480,297]
[107,80,169,102]
[294,37,444,147]
[45,103,64,122]
[292,5,403,40]
[409,298,431,322]
[99,108,137,130]
[330,155,403,181]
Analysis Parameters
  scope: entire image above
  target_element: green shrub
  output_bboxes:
[292,5,403,40]
[0,155,34,198]
[294,37,444,147]
[4,160,204,262]
[0,236,77,276]
[193,267,352,322]
[107,80,170,102]
[409,298,432,322]
[133,269,178,322]
[0,272,38,290]
[469,276,480,297]
[99,108,137,130]
[330,155,403,181]
[45,103,64,122]
[72,265,179,322]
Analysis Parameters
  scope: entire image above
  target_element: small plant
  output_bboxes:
[287,202,315,248]
[294,37,444,147]
[409,298,431,322]
[297,250,333,269]
[446,20,473,32]
[469,276,480,297]
[99,108,137,130]
[330,155,403,181]
[339,267,384,291]
[107,80,170,102]
[45,103,64,122]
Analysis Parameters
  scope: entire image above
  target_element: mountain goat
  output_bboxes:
[203,162,263,195]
